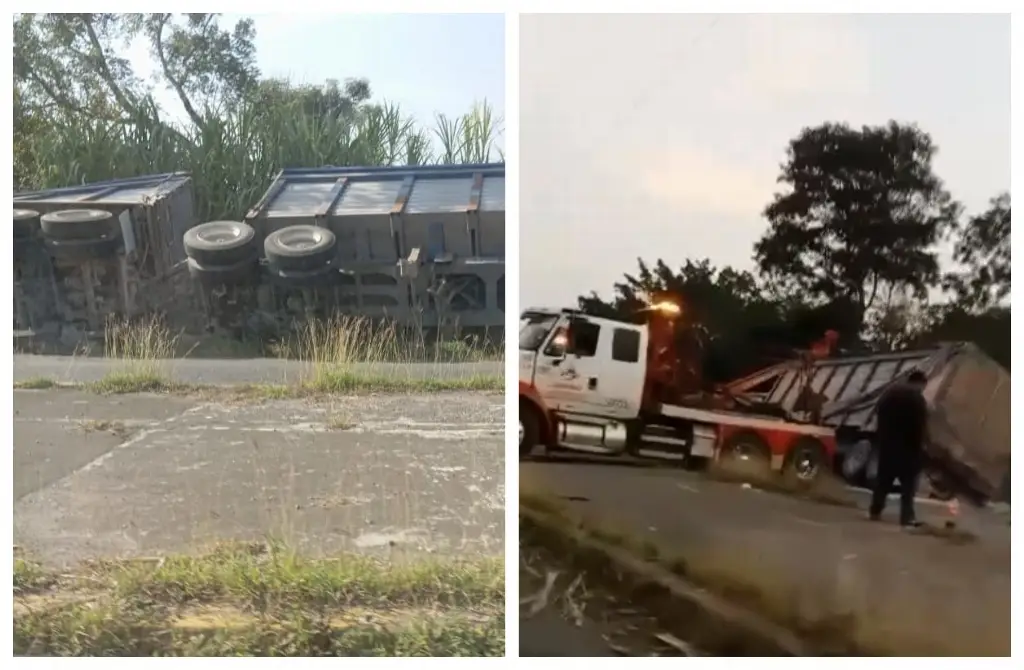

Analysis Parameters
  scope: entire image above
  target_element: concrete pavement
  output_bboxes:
[520,459,1011,656]
[15,389,504,567]
[13,354,502,385]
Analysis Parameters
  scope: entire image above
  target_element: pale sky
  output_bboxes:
[126,13,505,154]
[519,13,1010,307]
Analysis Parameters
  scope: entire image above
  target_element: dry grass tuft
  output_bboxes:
[34,314,503,396]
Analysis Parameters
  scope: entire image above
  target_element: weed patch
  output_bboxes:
[14,546,504,657]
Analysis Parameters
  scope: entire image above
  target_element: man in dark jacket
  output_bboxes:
[869,370,930,527]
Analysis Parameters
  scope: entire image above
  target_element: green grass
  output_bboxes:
[300,370,502,394]
[14,557,54,593]
[15,374,503,398]
[13,376,58,390]
[14,545,504,657]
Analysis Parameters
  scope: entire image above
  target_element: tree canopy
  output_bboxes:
[13,13,503,220]
[579,121,1010,375]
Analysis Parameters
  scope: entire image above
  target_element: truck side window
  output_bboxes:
[569,321,600,358]
[611,328,641,363]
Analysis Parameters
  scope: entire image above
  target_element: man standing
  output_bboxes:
[869,370,930,527]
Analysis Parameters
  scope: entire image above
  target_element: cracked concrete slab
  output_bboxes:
[15,389,504,567]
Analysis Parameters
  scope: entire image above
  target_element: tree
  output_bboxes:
[754,121,961,335]
[578,258,794,383]
[945,193,1011,310]
[254,78,371,122]
[13,13,503,218]
[14,13,259,133]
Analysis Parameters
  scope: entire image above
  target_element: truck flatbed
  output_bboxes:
[658,403,834,438]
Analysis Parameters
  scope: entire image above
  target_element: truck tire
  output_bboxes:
[43,235,122,262]
[184,221,257,266]
[40,209,119,241]
[520,402,541,458]
[14,209,40,239]
[783,436,827,484]
[187,257,260,287]
[720,430,772,474]
[264,225,337,272]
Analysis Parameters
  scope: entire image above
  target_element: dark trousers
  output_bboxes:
[869,448,921,525]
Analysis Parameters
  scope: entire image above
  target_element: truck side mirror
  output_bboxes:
[544,328,570,361]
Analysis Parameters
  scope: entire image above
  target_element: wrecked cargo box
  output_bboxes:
[727,343,1011,504]
[13,173,200,349]
[183,163,506,343]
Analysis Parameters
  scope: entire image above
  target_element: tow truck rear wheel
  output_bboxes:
[782,437,827,485]
[520,402,541,458]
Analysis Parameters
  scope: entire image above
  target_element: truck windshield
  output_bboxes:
[519,314,558,351]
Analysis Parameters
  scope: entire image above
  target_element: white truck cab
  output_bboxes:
[519,308,648,421]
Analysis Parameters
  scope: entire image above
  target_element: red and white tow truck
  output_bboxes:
[518,302,838,482]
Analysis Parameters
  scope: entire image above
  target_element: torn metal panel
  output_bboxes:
[728,343,1011,502]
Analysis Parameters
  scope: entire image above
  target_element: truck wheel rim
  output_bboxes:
[732,442,756,461]
[794,450,818,480]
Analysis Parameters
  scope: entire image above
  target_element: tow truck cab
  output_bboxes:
[519,307,647,454]
[519,306,838,483]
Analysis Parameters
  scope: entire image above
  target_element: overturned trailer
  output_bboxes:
[183,163,505,341]
[13,173,199,348]
[727,343,1011,504]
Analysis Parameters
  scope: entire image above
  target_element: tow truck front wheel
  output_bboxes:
[520,403,541,458]
[720,431,772,476]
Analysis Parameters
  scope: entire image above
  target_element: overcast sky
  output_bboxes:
[519,13,1010,308]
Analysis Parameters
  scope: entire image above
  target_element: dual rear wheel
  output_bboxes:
[183,222,339,288]
[720,430,827,484]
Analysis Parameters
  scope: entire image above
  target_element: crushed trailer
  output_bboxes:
[13,173,199,348]
[726,342,1011,505]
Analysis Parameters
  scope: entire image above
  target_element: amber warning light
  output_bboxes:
[648,301,682,317]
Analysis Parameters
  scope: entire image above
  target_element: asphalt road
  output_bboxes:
[521,458,1011,656]
[14,389,504,566]
[13,354,502,385]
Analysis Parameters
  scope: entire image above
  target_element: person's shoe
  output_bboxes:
[900,519,922,529]
[868,512,882,522]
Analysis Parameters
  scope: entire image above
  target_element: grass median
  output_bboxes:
[14,543,504,657]
[14,314,503,396]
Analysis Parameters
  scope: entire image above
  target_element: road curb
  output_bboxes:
[519,505,811,656]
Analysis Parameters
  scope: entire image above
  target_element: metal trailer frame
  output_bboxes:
[240,163,506,333]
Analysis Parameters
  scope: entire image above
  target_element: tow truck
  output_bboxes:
[518,301,839,483]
